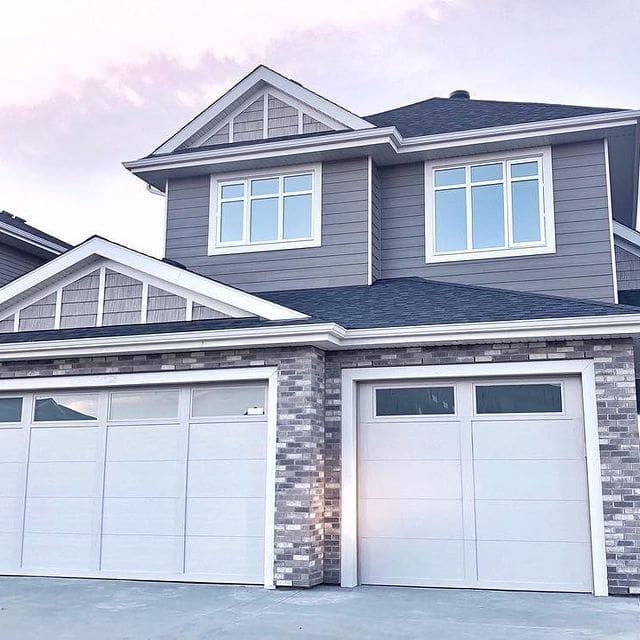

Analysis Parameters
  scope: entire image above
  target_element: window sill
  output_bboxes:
[208,237,321,256]
[425,243,556,264]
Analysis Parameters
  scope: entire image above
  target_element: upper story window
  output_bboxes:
[208,164,322,255]
[424,148,555,263]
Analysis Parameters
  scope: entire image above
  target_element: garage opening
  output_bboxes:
[357,376,594,592]
[0,382,269,584]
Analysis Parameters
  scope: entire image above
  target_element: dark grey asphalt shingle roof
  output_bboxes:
[364,98,621,138]
[0,277,636,344]
[0,211,72,250]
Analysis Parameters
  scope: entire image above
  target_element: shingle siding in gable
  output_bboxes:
[378,141,616,302]
[164,159,370,292]
[615,245,640,290]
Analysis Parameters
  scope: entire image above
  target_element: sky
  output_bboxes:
[1,0,639,257]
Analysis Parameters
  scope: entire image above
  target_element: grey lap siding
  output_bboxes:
[164,159,369,292]
[379,141,616,302]
[0,241,46,286]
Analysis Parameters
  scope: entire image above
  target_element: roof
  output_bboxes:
[365,97,622,138]
[0,210,72,255]
[0,276,636,344]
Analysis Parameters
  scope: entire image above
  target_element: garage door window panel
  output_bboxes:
[375,386,455,417]
[475,383,563,415]
[108,389,180,421]
[0,397,23,423]
[191,385,266,418]
[34,394,98,422]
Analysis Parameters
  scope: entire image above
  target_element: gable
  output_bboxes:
[153,65,373,155]
[0,237,306,334]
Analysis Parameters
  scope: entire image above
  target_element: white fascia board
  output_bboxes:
[0,223,68,255]
[125,111,640,176]
[2,314,640,360]
[0,236,307,321]
[152,66,373,155]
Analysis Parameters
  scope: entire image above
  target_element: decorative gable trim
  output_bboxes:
[152,65,374,155]
[0,237,307,330]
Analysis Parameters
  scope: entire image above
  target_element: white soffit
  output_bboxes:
[0,237,307,322]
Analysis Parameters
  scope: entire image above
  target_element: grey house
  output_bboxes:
[0,66,639,596]
[0,210,71,285]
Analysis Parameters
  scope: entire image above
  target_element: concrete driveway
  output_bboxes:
[0,578,638,639]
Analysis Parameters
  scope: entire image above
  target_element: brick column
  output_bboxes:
[273,347,326,587]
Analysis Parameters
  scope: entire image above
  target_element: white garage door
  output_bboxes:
[358,376,594,592]
[0,382,269,584]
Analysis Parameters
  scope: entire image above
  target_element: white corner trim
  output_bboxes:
[604,139,619,303]
[207,162,322,256]
[0,237,307,322]
[152,65,373,154]
[263,367,278,589]
[367,156,373,285]
[339,359,608,595]
[424,147,556,264]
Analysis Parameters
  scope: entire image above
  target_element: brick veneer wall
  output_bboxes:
[324,338,640,595]
[0,337,638,593]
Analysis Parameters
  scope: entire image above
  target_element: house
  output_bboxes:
[0,66,639,596]
[0,210,71,285]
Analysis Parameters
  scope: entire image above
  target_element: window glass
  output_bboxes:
[0,397,22,422]
[251,178,279,196]
[191,385,266,417]
[471,163,503,182]
[250,198,278,242]
[476,383,562,414]
[220,201,244,242]
[435,188,467,252]
[511,161,538,178]
[471,184,504,249]
[34,394,98,421]
[511,180,541,243]
[284,174,312,192]
[283,194,312,240]
[221,183,244,199]
[376,387,455,416]
[435,167,465,187]
[109,390,180,420]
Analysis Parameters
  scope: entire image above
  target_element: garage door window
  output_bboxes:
[109,389,180,420]
[191,385,266,417]
[475,383,562,414]
[375,386,455,416]
[0,397,22,423]
[34,394,99,421]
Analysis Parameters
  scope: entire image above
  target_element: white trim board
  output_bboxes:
[0,236,306,322]
[0,366,279,589]
[339,360,608,596]
[153,65,373,154]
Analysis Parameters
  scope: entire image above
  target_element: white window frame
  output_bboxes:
[208,163,322,255]
[424,147,555,263]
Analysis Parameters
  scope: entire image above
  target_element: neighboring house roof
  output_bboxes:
[364,97,622,138]
[0,276,637,346]
[0,210,72,257]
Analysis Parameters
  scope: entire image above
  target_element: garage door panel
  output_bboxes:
[360,461,461,500]
[184,536,264,581]
[0,533,17,566]
[189,423,267,460]
[23,497,97,534]
[0,429,23,462]
[477,540,592,590]
[0,497,21,533]
[187,460,266,498]
[359,538,466,585]
[29,427,100,462]
[104,461,183,498]
[27,462,98,497]
[0,463,22,497]
[22,532,95,569]
[474,460,588,501]
[106,425,182,461]
[475,500,591,543]
[186,498,264,537]
[360,498,463,540]
[102,498,183,536]
[359,422,461,461]
[100,535,183,573]
[473,420,584,460]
